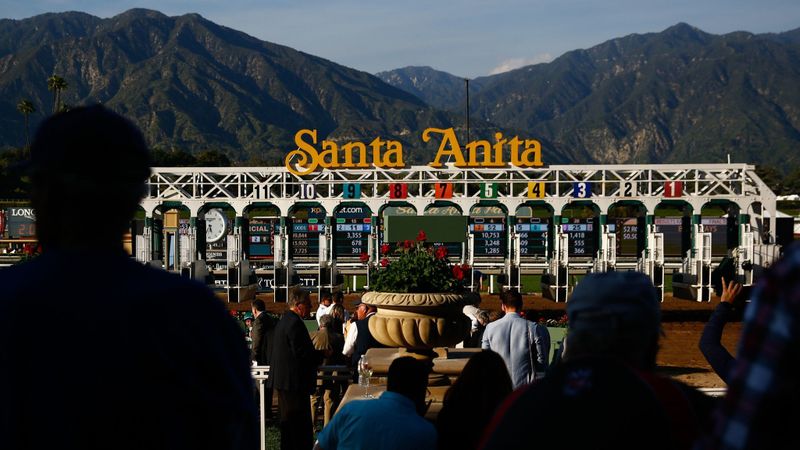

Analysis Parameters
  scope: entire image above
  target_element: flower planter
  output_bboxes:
[362,291,470,350]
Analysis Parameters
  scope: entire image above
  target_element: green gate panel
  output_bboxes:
[384,216,468,242]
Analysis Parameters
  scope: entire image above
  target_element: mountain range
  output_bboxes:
[1,10,799,171]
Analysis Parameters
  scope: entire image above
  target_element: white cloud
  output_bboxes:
[488,53,553,75]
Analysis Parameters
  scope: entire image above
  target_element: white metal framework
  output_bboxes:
[138,163,780,301]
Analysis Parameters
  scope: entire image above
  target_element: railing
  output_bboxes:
[251,366,270,450]
[251,364,354,450]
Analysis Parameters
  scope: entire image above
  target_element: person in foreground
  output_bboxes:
[271,288,322,450]
[479,271,714,450]
[0,106,258,450]
[436,350,513,450]
[699,277,743,382]
[313,357,437,450]
[481,289,550,387]
[698,243,800,450]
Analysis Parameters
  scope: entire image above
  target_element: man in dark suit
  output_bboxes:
[251,298,276,421]
[271,289,322,450]
[0,106,257,450]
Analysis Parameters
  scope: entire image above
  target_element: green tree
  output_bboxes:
[196,150,231,167]
[46,75,68,114]
[16,99,36,150]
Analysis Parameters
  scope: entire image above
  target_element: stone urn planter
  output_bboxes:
[362,291,471,385]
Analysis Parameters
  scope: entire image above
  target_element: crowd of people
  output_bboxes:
[1,106,797,450]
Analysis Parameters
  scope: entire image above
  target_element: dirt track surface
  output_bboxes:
[229,292,741,388]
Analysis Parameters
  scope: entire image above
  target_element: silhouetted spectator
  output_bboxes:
[314,357,437,450]
[271,288,321,450]
[481,289,549,387]
[465,310,490,348]
[437,350,513,450]
[310,314,346,428]
[329,303,346,335]
[251,298,276,422]
[699,277,743,383]
[0,105,257,450]
[700,244,800,450]
[480,272,714,450]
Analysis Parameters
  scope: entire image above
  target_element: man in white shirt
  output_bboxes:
[316,291,334,326]
[342,301,370,359]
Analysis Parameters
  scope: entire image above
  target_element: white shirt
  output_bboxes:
[316,303,333,325]
[342,311,375,357]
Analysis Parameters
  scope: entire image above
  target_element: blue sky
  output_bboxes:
[2,0,799,78]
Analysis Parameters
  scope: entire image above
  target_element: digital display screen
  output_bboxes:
[515,217,550,257]
[248,218,279,260]
[561,218,597,257]
[702,217,729,257]
[608,217,642,257]
[469,217,506,257]
[290,207,326,260]
[5,208,36,238]
[655,216,687,258]
[334,206,371,259]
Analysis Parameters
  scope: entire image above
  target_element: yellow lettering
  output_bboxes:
[465,140,491,167]
[424,127,466,167]
[318,141,339,168]
[342,142,369,167]
[285,129,319,176]
[370,137,385,166]
[382,140,404,168]
[486,132,506,167]
[517,139,543,167]
[509,137,523,166]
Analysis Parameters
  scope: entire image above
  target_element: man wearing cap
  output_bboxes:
[480,272,714,450]
[481,289,550,388]
[342,299,384,367]
[0,106,257,450]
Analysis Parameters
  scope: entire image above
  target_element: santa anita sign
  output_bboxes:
[285,127,544,176]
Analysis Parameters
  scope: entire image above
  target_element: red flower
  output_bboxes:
[452,265,464,280]
[359,253,370,263]
[416,230,427,242]
[380,243,390,255]
[435,246,448,260]
[461,263,470,272]
[380,258,390,267]
[403,239,413,249]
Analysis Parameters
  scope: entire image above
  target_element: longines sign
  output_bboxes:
[285,127,544,176]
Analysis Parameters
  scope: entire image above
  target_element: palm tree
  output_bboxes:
[16,99,36,150]
[46,75,68,114]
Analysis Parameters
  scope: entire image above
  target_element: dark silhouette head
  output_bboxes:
[386,356,430,415]
[28,105,151,251]
[444,349,512,409]
[564,271,661,370]
[252,299,266,313]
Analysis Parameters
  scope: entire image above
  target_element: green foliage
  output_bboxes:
[370,234,470,293]
[0,148,31,199]
[0,10,453,163]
